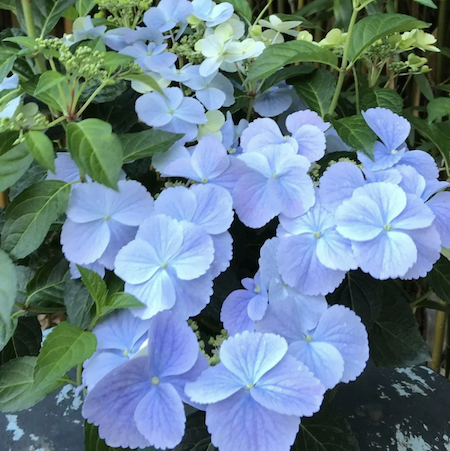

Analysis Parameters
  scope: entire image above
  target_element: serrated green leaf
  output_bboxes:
[120,129,183,163]
[427,97,450,123]
[0,140,33,192]
[369,289,430,367]
[67,119,123,189]
[35,71,66,96]
[246,41,339,84]
[8,161,47,201]
[332,115,377,156]
[22,74,70,113]
[0,249,17,352]
[26,256,70,308]
[64,279,94,329]
[24,130,56,172]
[291,68,336,118]
[33,321,96,388]
[349,14,429,62]
[77,265,108,312]
[360,89,403,114]
[101,292,145,317]
[0,356,62,412]
[427,256,450,304]
[1,180,71,260]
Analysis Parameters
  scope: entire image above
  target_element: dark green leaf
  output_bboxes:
[64,279,94,329]
[333,0,353,30]
[77,266,108,312]
[35,70,66,96]
[293,405,360,451]
[67,119,123,189]
[0,356,62,412]
[1,180,71,260]
[0,141,33,192]
[3,36,37,48]
[1,317,42,365]
[8,161,47,201]
[369,289,430,367]
[261,64,315,93]
[427,256,450,304]
[0,131,19,156]
[415,73,434,101]
[14,265,34,304]
[291,69,336,118]
[413,0,437,8]
[101,292,145,317]
[33,321,96,387]
[427,97,450,123]
[0,55,15,83]
[349,14,429,62]
[360,89,403,114]
[217,0,251,22]
[0,249,17,351]
[120,129,183,163]
[24,130,56,172]
[173,411,211,451]
[22,74,70,113]
[246,41,339,84]
[79,79,128,104]
[0,0,16,12]
[332,115,377,156]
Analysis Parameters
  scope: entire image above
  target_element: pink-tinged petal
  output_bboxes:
[221,289,255,335]
[61,219,110,265]
[135,383,185,449]
[82,357,152,449]
[291,124,326,162]
[210,232,233,278]
[147,311,198,378]
[83,352,127,391]
[426,192,450,248]
[219,331,288,384]
[185,363,244,404]
[251,355,325,416]
[288,340,344,390]
[353,231,417,279]
[192,135,230,179]
[206,391,300,451]
[313,305,369,384]
[155,186,197,223]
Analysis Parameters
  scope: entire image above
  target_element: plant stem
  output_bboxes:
[76,364,83,386]
[246,97,254,121]
[328,5,360,115]
[59,376,79,386]
[253,0,274,27]
[353,66,360,114]
[430,308,447,372]
[76,81,109,118]
[410,289,433,307]
[14,301,66,314]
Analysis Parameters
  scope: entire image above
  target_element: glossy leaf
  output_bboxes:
[1,181,71,260]
[24,131,56,172]
[0,55,15,83]
[427,256,450,304]
[360,89,403,114]
[100,292,145,317]
[64,279,94,330]
[76,0,96,15]
[0,131,20,157]
[0,141,34,192]
[414,0,437,8]
[262,64,315,93]
[77,266,108,312]
[35,71,66,96]
[427,97,450,123]
[0,0,16,12]
[0,249,17,352]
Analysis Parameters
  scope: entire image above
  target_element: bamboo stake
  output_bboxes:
[0,192,7,209]
[430,309,447,372]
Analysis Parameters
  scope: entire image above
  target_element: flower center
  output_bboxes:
[168,109,174,115]
[272,173,278,179]
[228,147,236,154]
[305,334,313,343]
[390,149,398,155]
[313,231,321,239]
[201,177,208,183]
[246,383,254,390]
[254,284,261,294]
[123,349,129,357]
[151,377,160,385]
[384,224,392,231]
[104,215,111,221]
[161,262,168,269]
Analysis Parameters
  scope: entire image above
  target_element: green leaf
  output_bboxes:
[0,356,62,412]
[333,0,353,30]
[1,317,42,365]
[413,0,437,8]
[0,55,15,83]
[291,69,336,118]
[77,265,108,312]
[331,115,377,156]
[3,36,37,48]
[79,80,128,105]
[246,41,339,84]
[76,0,96,15]
[427,97,450,123]
[64,279,94,329]
[33,321,96,388]
[272,13,320,29]
[1,180,71,260]
[349,14,429,63]
[123,73,163,94]
[360,88,403,114]
[327,271,383,328]
[120,129,183,163]
[262,64,315,93]
[24,131,56,172]
[22,74,70,113]
[67,119,123,189]
[101,292,145,317]
[427,256,450,304]
[369,288,430,366]
[415,73,434,101]
[0,249,17,351]
[0,0,16,12]
[217,0,252,22]
[0,131,19,156]
[293,405,360,451]
[103,52,135,71]
[9,161,47,201]
[26,256,70,308]
[35,70,66,96]
[0,140,33,192]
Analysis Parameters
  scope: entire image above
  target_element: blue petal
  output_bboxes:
[426,192,450,248]
[191,136,230,180]
[83,352,127,391]
[221,289,255,335]
[291,124,326,162]
[392,194,435,230]
[155,186,197,223]
[210,232,233,278]
[398,150,439,181]
[253,89,292,117]
[396,165,426,198]
[358,141,405,171]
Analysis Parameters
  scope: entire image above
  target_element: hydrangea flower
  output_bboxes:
[143,0,193,32]
[197,110,226,141]
[357,108,410,171]
[191,0,234,27]
[221,272,268,335]
[154,183,234,277]
[72,16,107,43]
[114,214,215,319]
[427,192,450,248]
[83,310,151,390]
[185,331,325,451]
[83,311,208,450]
[276,200,356,295]
[259,15,301,38]
[162,135,246,192]
[61,180,154,269]
[253,83,297,118]
[233,144,315,228]
[241,110,328,163]
[120,41,177,72]
[221,112,248,153]
[257,299,369,390]
[335,182,436,279]
[136,87,207,143]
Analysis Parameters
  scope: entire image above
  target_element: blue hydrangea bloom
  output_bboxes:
[221,272,268,335]
[83,310,151,390]
[120,41,177,72]
[102,26,164,51]
[158,64,193,82]
[115,214,215,319]
[144,0,192,32]
[185,331,325,451]
[427,192,450,248]
[155,184,234,278]
[396,149,439,181]
[357,108,410,171]
[336,182,436,279]
[221,112,248,153]
[233,145,315,228]
[276,200,356,295]
[253,83,295,118]
[257,299,369,390]
[325,128,351,153]
[72,16,107,42]
[162,135,246,192]
[61,180,154,269]
[191,0,234,27]
[152,143,191,173]
[136,87,207,143]
[82,311,208,450]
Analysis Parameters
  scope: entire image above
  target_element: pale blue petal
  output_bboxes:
[221,290,255,335]
[210,73,235,107]
[46,152,81,183]
[206,391,300,451]
[247,292,268,322]
[422,180,450,201]
[162,157,200,181]
[253,89,292,117]
[398,150,439,180]
[83,352,127,391]
[158,118,199,143]
[154,186,197,223]
[358,141,405,171]
[286,110,329,133]
[316,229,356,271]
[392,194,434,230]
[192,136,230,180]
[426,192,450,248]
[238,152,272,177]
[210,232,233,278]
[240,118,283,152]
[364,168,402,184]
[396,165,426,198]
[152,144,191,174]
[66,183,112,223]
[291,125,326,162]
[251,355,325,416]
[175,97,207,124]
[196,86,226,110]
[136,92,172,127]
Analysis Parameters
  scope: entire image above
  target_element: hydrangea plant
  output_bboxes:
[0,0,449,450]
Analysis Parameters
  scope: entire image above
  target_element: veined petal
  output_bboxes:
[392,194,434,230]
[192,135,230,180]
[291,124,326,162]
[427,191,450,248]
[221,290,255,335]
[316,228,356,271]
[175,97,207,124]
[83,352,127,391]
[210,232,233,278]
[154,186,197,223]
